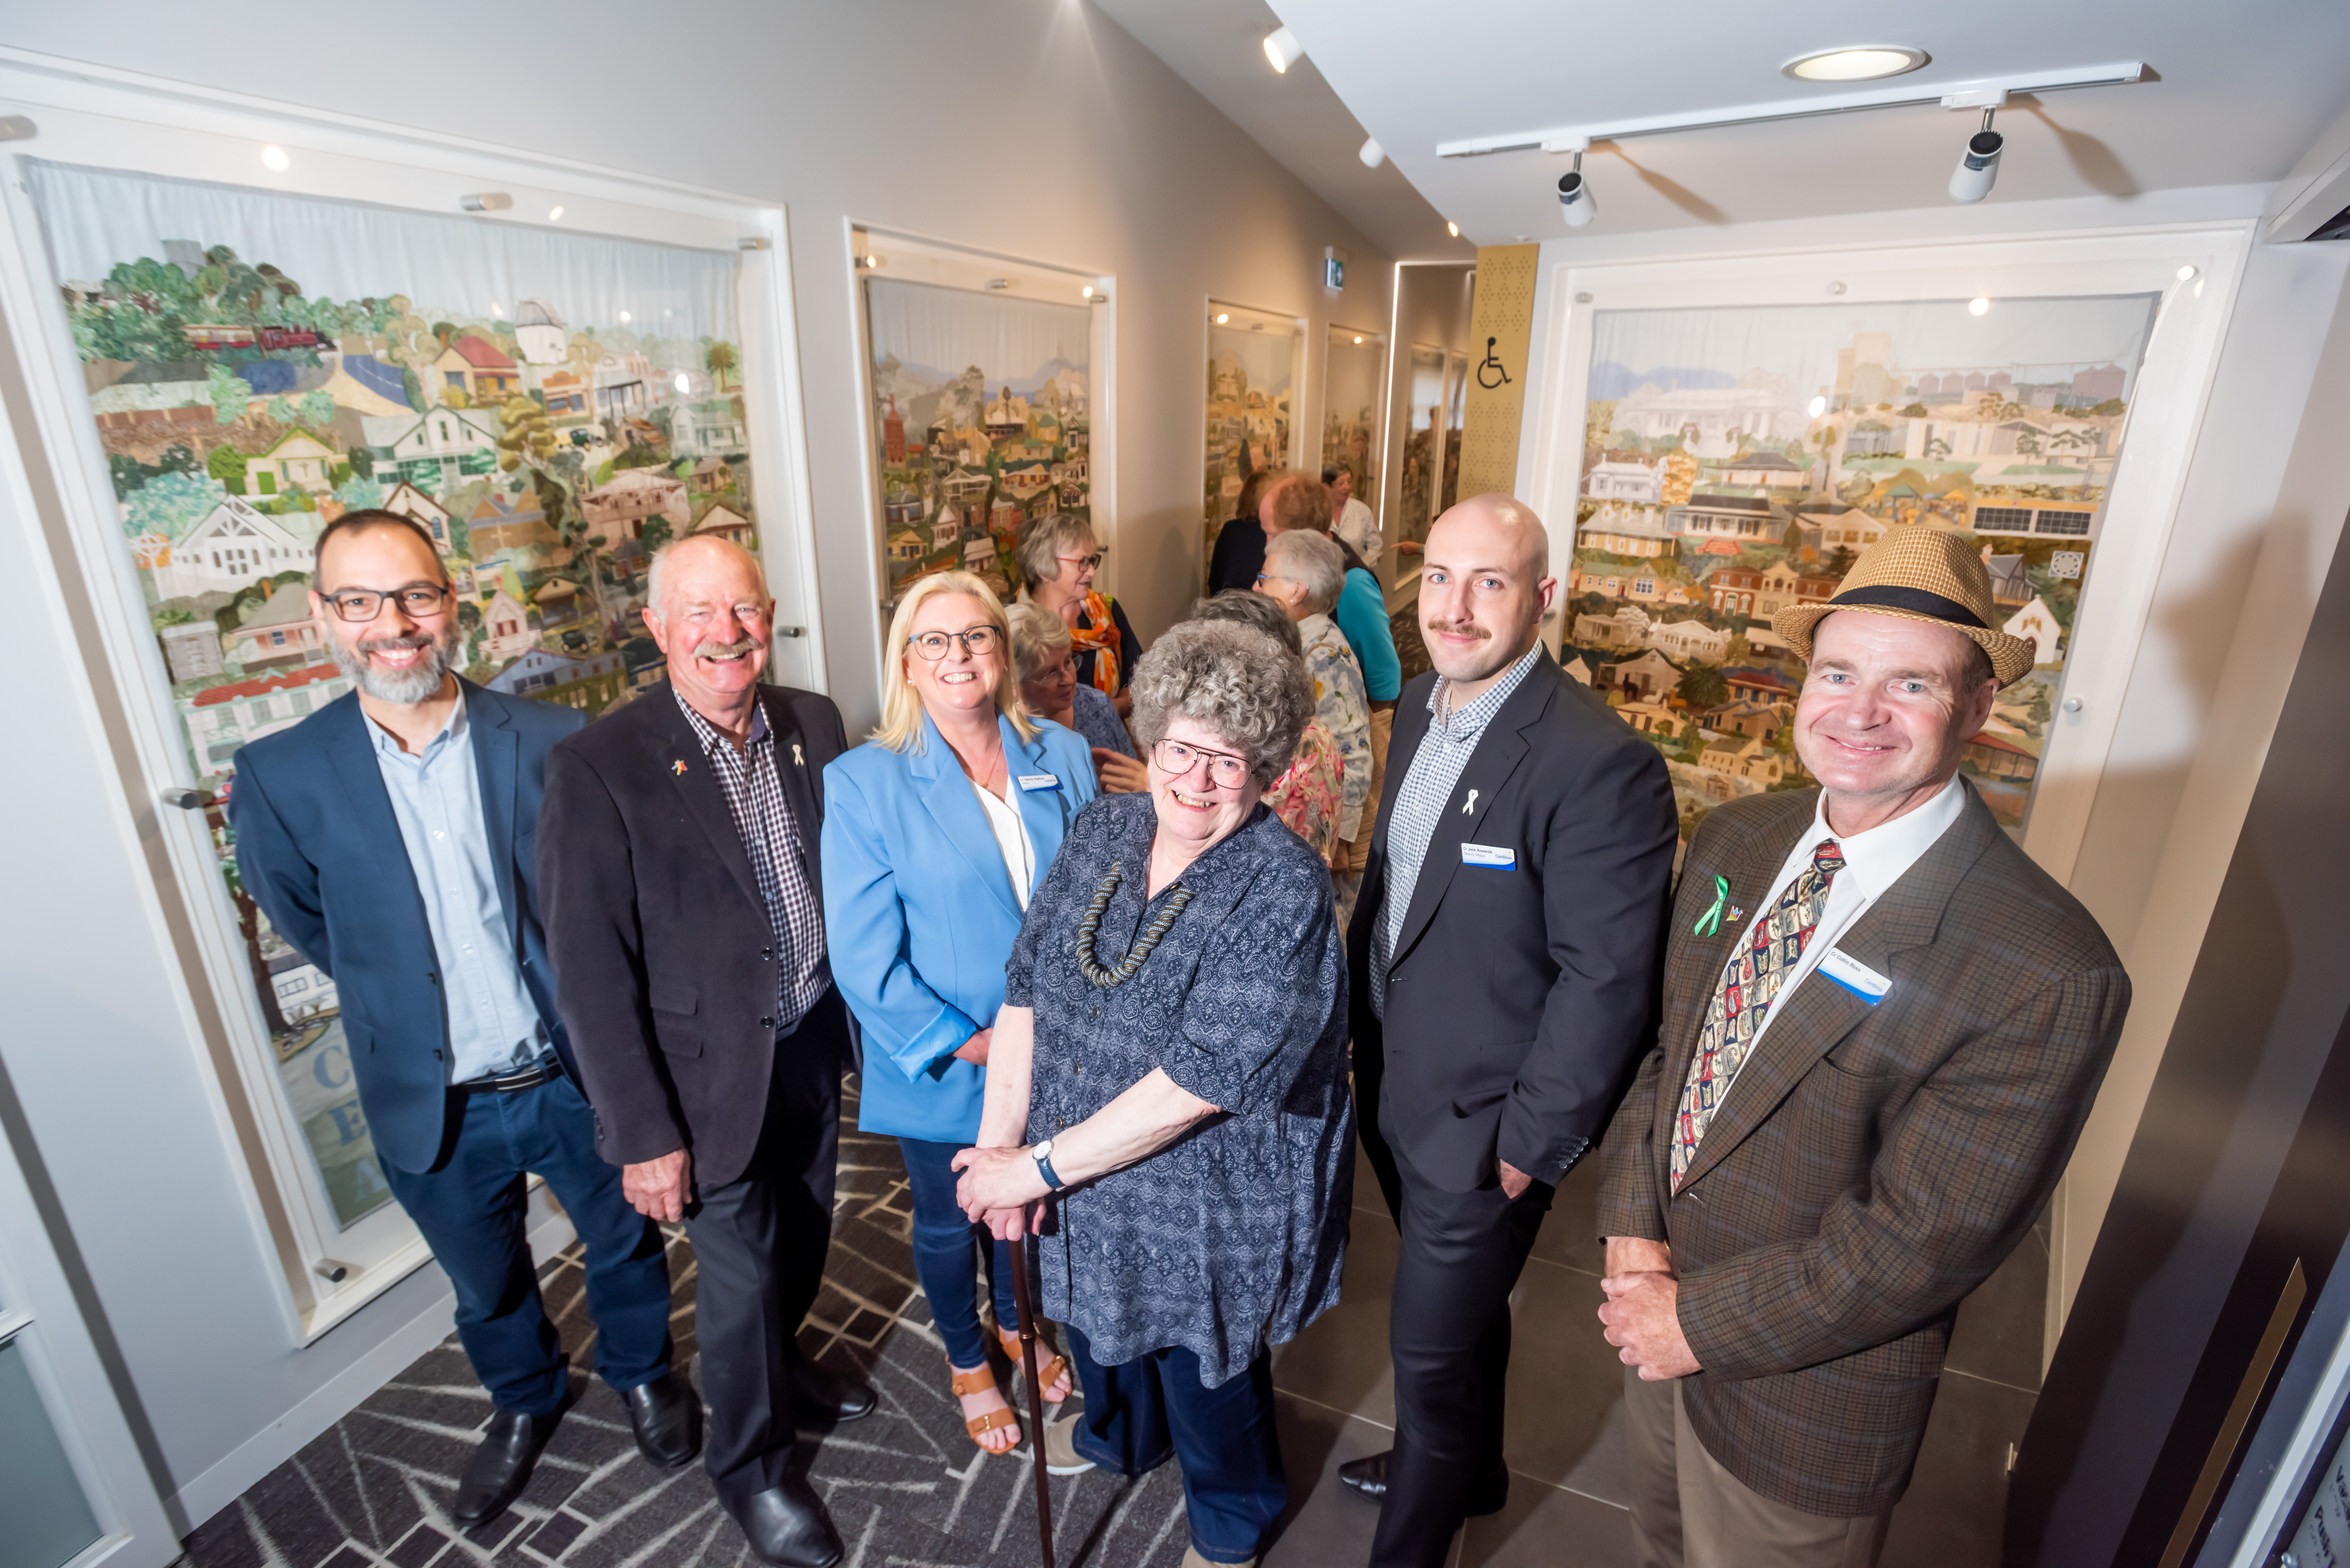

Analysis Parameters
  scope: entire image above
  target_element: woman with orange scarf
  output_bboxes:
[1017,512,1143,716]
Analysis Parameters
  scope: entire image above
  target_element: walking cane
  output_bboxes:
[1007,1222,1057,1568]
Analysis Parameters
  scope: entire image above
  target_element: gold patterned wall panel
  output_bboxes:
[1458,244,1539,499]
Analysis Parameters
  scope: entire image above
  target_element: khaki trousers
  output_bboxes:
[1343,705,1395,875]
[1623,1371,1893,1568]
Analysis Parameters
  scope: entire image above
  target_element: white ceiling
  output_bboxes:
[1092,0,1475,262]
[1109,0,2350,246]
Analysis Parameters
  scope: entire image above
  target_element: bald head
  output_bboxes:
[1419,493,1559,692]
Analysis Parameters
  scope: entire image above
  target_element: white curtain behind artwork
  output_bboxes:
[26,159,739,343]
[867,278,1089,400]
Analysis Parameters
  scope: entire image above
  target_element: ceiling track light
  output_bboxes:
[1435,60,2142,158]
[1557,150,1596,229]
[1949,106,2004,203]
[1263,26,1303,74]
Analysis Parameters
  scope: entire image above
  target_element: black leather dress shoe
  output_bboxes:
[1336,1451,1508,1516]
[731,1477,845,1568]
[790,1359,876,1422]
[621,1372,701,1469]
[451,1407,560,1529]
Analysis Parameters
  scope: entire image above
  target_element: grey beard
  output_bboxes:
[332,626,459,705]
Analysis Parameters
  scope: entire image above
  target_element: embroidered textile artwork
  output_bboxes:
[1564,296,2159,844]
[32,161,755,1225]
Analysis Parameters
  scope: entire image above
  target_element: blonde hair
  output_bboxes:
[873,572,1037,753]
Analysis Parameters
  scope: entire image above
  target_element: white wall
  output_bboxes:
[0,0,1397,1530]
[1510,182,2350,1344]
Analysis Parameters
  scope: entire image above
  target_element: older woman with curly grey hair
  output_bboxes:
[954,619,1354,1568]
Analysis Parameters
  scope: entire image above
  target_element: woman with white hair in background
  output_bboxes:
[1255,528,1372,914]
[1017,511,1142,716]
[1008,600,1149,794]
[819,571,1096,1456]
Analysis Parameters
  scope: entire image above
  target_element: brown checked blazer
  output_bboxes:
[1596,781,2130,1518]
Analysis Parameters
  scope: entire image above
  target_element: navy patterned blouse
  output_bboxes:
[1005,791,1353,1387]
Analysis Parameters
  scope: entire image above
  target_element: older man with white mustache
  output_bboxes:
[541,536,869,1568]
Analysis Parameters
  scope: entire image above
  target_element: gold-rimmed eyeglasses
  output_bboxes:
[1151,737,1252,789]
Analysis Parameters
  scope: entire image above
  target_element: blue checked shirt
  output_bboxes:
[675,690,830,1033]
[1370,643,1543,1019]
[369,693,544,1082]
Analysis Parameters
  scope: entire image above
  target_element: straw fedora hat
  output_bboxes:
[1771,526,2038,686]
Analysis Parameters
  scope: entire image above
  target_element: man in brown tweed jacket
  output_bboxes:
[1595,529,2131,1565]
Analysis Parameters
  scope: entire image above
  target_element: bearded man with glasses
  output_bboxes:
[228,511,693,1534]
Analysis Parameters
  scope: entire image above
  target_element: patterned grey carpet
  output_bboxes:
[180,1079,1192,1568]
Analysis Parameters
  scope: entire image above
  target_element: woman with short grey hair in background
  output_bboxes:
[954,618,1353,1568]
[1017,512,1141,716]
[1008,601,1148,793]
[1256,528,1373,912]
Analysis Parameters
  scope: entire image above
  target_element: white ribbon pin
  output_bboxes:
[792,743,805,766]
[1463,788,1478,815]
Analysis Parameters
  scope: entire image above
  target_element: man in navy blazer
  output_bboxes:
[230,511,693,1532]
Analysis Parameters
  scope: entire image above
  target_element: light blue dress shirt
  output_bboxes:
[370,693,544,1083]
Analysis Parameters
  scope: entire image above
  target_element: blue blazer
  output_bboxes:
[228,682,586,1174]
[820,711,1097,1142]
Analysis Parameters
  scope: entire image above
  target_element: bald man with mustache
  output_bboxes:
[1342,495,1679,1566]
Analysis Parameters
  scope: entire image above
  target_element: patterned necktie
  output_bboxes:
[1669,838,1846,1191]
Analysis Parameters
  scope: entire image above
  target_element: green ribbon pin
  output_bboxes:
[1693,874,1730,937]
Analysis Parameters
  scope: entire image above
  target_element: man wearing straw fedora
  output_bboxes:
[1595,528,2132,1566]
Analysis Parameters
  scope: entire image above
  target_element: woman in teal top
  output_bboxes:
[821,571,1097,1455]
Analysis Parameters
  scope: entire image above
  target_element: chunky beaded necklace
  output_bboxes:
[1074,861,1192,988]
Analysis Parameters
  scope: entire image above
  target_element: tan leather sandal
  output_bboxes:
[950,1360,1020,1455]
[998,1326,1073,1406]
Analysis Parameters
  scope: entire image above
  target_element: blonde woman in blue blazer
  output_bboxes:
[821,571,1097,1456]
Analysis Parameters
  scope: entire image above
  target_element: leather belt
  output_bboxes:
[460,1056,564,1095]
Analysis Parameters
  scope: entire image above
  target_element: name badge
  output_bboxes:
[1461,842,1516,870]
[1018,773,1061,792]
[1818,947,1891,1005]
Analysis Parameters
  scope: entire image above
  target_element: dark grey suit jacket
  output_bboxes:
[539,680,852,1188]
[1346,648,1679,1198]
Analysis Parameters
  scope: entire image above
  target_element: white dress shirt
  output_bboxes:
[1721,775,1967,1066]
[970,776,1036,912]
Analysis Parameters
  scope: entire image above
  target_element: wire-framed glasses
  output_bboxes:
[322,583,451,622]
[908,625,1003,660]
[1151,737,1251,789]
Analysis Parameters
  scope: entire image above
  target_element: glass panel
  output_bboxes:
[1202,304,1298,577]
[1397,345,1445,551]
[1320,325,1385,513]
[1569,294,2158,843]
[0,1339,102,1568]
[28,160,749,1229]
[863,276,1092,605]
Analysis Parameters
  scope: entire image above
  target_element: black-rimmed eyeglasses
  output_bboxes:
[908,625,1003,660]
[322,584,451,622]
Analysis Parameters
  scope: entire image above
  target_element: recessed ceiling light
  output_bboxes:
[1446,221,1459,237]
[1263,26,1303,74]
[1216,312,1230,325]
[548,205,564,222]
[1969,297,1992,316]
[1783,46,1929,82]
[2176,265,2198,281]
[260,145,290,171]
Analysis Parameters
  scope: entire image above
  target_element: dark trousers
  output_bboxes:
[897,1135,1021,1369]
[1066,1322,1287,1565]
[683,993,844,1508]
[1366,1135,1555,1568]
[381,1071,672,1417]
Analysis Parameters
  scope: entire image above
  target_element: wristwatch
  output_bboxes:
[1031,1138,1068,1193]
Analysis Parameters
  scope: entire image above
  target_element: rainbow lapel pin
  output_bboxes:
[1730,906,1746,923]
[672,759,689,776]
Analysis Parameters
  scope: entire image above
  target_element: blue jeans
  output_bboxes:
[1067,1321,1287,1564]
[381,1072,672,1415]
[898,1136,1023,1368]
